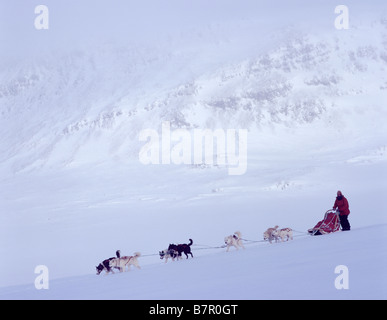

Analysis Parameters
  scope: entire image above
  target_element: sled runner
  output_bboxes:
[308,209,340,236]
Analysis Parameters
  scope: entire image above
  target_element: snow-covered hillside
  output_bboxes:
[0,0,386,300]
[1,224,386,300]
[1,7,387,172]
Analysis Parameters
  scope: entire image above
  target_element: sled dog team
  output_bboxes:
[96,227,293,275]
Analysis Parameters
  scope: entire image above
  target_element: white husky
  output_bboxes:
[224,231,245,252]
[109,252,141,272]
[275,228,293,242]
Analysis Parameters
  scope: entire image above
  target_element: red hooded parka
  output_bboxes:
[333,195,350,216]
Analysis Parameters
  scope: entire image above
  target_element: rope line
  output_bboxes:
[138,230,311,258]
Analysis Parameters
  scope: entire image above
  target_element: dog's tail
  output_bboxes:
[188,239,193,246]
[234,231,242,239]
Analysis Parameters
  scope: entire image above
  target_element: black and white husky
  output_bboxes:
[159,248,179,263]
[96,257,116,275]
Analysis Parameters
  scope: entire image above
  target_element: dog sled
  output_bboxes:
[308,209,340,236]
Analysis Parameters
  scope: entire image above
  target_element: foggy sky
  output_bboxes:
[0,0,385,61]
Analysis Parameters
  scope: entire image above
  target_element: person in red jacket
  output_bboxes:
[333,190,351,231]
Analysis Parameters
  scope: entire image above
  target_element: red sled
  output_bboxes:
[308,209,340,236]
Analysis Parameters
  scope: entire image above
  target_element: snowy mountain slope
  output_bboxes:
[1,19,387,173]
[1,224,386,300]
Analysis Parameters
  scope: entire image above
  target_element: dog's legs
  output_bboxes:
[238,240,245,249]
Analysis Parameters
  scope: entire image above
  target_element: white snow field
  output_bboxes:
[0,162,386,300]
[1,224,386,300]
[0,0,386,300]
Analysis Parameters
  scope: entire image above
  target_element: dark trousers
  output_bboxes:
[339,215,351,231]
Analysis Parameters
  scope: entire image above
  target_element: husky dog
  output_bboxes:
[168,239,194,259]
[109,252,141,272]
[96,257,117,275]
[159,249,179,263]
[275,228,293,242]
[263,226,279,244]
[96,250,123,275]
[224,231,245,252]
